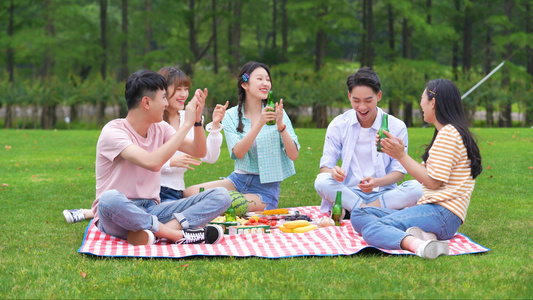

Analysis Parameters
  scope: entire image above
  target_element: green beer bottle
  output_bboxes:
[266,90,275,126]
[225,205,236,222]
[376,113,389,153]
[331,191,343,226]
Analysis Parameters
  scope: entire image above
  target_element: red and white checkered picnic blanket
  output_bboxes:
[78,206,489,258]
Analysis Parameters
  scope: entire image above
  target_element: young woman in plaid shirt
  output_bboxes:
[187,61,300,212]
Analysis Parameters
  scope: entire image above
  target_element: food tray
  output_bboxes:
[245,210,298,220]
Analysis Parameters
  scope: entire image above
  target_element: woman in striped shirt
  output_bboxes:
[350,79,482,259]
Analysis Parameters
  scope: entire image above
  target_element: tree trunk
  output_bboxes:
[452,0,460,81]
[5,0,15,128]
[281,0,288,62]
[41,0,56,129]
[499,0,513,127]
[119,0,129,118]
[452,45,459,80]
[402,14,413,127]
[100,0,107,80]
[462,3,472,75]
[272,0,277,49]
[359,0,375,67]
[98,0,108,126]
[387,3,394,61]
[366,0,373,67]
[462,1,475,126]
[212,0,218,74]
[526,3,533,126]
[185,0,214,77]
[315,5,327,73]
[228,0,242,75]
[144,0,152,67]
[426,0,431,24]
[70,103,78,123]
[387,3,398,116]
[186,0,197,76]
[120,0,128,81]
[401,18,412,60]
[41,105,57,130]
[7,0,14,84]
[484,27,494,127]
[313,3,328,128]
[360,0,367,67]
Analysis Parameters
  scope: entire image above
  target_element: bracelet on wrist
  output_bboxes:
[278,124,286,133]
[194,121,203,127]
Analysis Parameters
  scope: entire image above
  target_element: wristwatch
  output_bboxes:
[194,121,203,127]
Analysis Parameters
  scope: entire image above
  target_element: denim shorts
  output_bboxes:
[226,172,281,210]
[159,186,184,203]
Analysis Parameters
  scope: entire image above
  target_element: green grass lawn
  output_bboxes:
[0,128,532,299]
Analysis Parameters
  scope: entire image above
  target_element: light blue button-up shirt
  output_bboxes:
[319,107,408,191]
[223,105,300,184]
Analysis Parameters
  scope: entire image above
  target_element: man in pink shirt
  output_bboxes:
[91,69,230,245]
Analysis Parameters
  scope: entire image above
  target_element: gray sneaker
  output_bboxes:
[406,227,437,241]
[63,209,86,224]
[176,225,224,245]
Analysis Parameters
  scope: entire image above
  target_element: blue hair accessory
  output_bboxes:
[242,73,249,82]
[429,88,437,97]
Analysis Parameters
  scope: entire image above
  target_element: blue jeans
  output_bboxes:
[315,173,423,213]
[350,203,462,250]
[159,186,184,202]
[226,172,281,210]
[96,187,231,240]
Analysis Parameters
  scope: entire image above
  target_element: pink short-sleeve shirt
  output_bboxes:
[91,119,175,220]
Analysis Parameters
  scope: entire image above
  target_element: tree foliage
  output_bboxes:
[1,0,532,128]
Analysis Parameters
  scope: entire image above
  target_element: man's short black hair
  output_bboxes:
[346,66,381,94]
[125,69,167,110]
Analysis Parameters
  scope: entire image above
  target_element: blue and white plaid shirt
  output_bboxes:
[223,105,300,184]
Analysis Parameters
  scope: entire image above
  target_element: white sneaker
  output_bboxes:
[63,209,86,223]
[415,240,449,259]
[406,227,437,241]
[127,230,156,245]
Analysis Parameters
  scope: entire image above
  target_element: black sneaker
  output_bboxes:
[343,209,351,220]
[176,225,224,245]
[63,209,86,223]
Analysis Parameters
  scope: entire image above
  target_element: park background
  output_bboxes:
[0,0,532,299]
[0,0,532,129]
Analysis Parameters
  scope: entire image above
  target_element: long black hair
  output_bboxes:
[236,61,272,133]
[422,79,482,179]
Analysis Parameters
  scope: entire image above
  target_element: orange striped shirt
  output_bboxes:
[418,124,475,222]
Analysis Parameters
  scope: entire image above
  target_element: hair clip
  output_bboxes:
[242,73,249,82]
[429,88,437,97]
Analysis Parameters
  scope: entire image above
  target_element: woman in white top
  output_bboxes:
[158,66,228,201]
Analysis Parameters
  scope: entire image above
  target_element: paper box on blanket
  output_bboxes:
[209,221,240,234]
[228,225,271,235]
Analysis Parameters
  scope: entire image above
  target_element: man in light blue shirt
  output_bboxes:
[315,67,423,215]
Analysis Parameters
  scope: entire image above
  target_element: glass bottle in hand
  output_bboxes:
[377,113,389,152]
[266,90,275,126]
